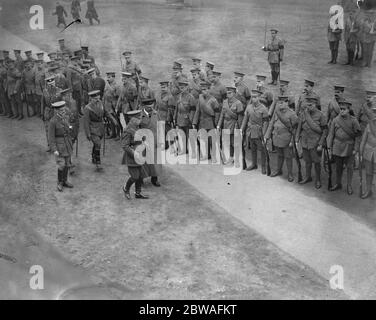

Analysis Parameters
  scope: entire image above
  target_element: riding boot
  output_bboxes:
[57,170,64,192]
[314,163,321,189]
[330,158,343,191]
[361,174,373,199]
[286,157,294,182]
[271,156,284,177]
[333,49,338,64]
[299,163,313,184]
[62,167,73,188]
[328,50,334,63]
[346,165,354,195]
[135,179,149,199]
[260,149,266,174]
[17,102,24,120]
[246,149,258,170]
[91,146,95,164]
[95,149,103,171]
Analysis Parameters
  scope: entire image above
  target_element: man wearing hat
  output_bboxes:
[83,90,105,171]
[6,59,23,120]
[122,51,141,85]
[53,2,68,28]
[265,96,299,182]
[327,85,346,128]
[327,12,342,64]
[295,96,328,189]
[48,52,57,62]
[189,68,202,103]
[169,64,187,111]
[138,76,155,108]
[173,80,196,154]
[205,62,214,81]
[0,58,11,117]
[22,60,37,117]
[262,29,285,85]
[358,90,376,133]
[86,67,106,99]
[24,51,35,63]
[43,76,61,151]
[71,0,81,20]
[49,65,69,90]
[255,75,274,110]
[139,98,162,187]
[192,58,206,81]
[360,16,375,68]
[234,72,251,109]
[121,109,149,200]
[241,89,269,173]
[296,79,321,117]
[268,80,295,118]
[36,52,45,62]
[328,100,361,194]
[117,72,138,116]
[359,101,376,199]
[2,51,11,64]
[343,11,359,66]
[81,46,95,64]
[13,50,24,72]
[34,59,45,118]
[103,72,121,140]
[85,0,100,25]
[217,86,244,166]
[49,100,74,192]
[155,81,175,149]
[209,71,227,126]
[192,81,220,161]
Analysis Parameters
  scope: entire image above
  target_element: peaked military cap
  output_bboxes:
[251,89,262,95]
[178,80,189,86]
[278,96,289,102]
[304,79,315,86]
[270,28,279,33]
[226,86,237,92]
[58,38,65,42]
[334,85,345,92]
[60,88,71,95]
[70,56,81,61]
[48,52,57,57]
[13,49,21,53]
[82,59,92,64]
[2,50,9,54]
[106,72,116,76]
[36,52,44,57]
[212,71,222,76]
[122,51,132,56]
[338,100,352,107]
[256,75,267,81]
[121,71,132,77]
[74,50,82,55]
[190,68,200,73]
[200,81,211,89]
[88,90,101,97]
[192,57,201,62]
[25,50,32,55]
[140,76,149,82]
[51,101,66,108]
[159,81,169,86]
[81,46,89,51]
[365,90,376,96]
[306,97,319,104]
[234,71,245,77]
[206,61,215,68]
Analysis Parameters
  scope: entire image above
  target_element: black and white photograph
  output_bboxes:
[0,0,376,303]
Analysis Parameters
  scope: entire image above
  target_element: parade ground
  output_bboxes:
[0,0,375,299]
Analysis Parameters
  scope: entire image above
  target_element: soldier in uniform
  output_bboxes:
[2,51,11,64]
[173,80,196,154]
[205,61,214,81]
[266,96,299,182]
[49,65,69,90]
[327,11,342,64]
[81,46,95,64]
[361,16,376,68]
[13,49,24,72]
[262,29,285,85]
[192,58,206,81]
[209,71,227,126]
[192,81,220,161]
[24,51,35,63]
[296,97,328,189]
[344,11,360,65]
[359,103,376,199]
[155,81,175,149]
[103,72,121,140]
[86,67,106,98]
[139,98,162,187]
[327,85,346,128]
[34,59,45,118]
[268,79,295,118]
[22,60,36,117]
[241,89,269,173]
[117,71,138,116]
[217,86,244,166]
[328,101,362,195]
[83,90,105,171]
[138,76,155,108]
[189,68,202,104]
[65,55,84,115]
[122,51,141,86]
[6,59,23,120]
[358,90,376,133]
[296,79,321,116]
[43,76,61,152]
[0,58,11,117]
[169,64,185,110]
[85,0,100,25]
[121,109,149,200]
[49,100,74,192]
[71,0,81,20]
[255,75,274,110]
[53,2,68,28]
[48,52,57,63]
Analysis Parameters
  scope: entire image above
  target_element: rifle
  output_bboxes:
[259,120,271,175]
[359,151,363,197]
[323,146,333,190]
[290,119,303,183]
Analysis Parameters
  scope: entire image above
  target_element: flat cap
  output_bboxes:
[206,61,214,67]
[234,71,245,77]
[88,90,101,97]
[304,79,315,86]
[212,71,222,77]
[51,101,66,108]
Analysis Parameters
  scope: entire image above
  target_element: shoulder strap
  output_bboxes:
[336,116,356,139]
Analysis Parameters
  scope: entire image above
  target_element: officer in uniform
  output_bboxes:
[296,79,321,116]
[361,16,376,68]
[327,85,346,128]
[266,96,299,182]
[192,81,220,161]
[358,90,376,133]
[60,88,79,175]
[155,81,175,149]
[255,75,274,110]
[189,68,202,103]
[344,11,360,65]
[209,71,227,126]
[241,89,269,173]
[43,76,61,151]
[268,80,295,120]
[262,29,285,85]
[192,58,206,81]
[0,58,11,117]
[49,100,74,191]
[86,67,106,98]
[81,46,95,64]
[83,90,105,171]
[139,98,162,187]
[121,109,149,200]
[205,62,214,82]
[6,59,23,120]
[103,71,121,140]
[49,65,69,90]
[48,52,57,62]
[34,59,45,118]
[359,103,376,199]
[138,76,155,107]
[169,64,185,110]
[328,101,362,195]
[217,86,244,166]
[327,14,342,64]
[24,50,35,63]
[13,49,24,72]
[22,60,36,117]
[122,51,141,86]
[296,97,328,189]
[117,71,138,116]
[2,50,11,64]
[174,80,196,154]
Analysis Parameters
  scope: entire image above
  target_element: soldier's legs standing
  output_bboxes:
[344,154,355,194]
[362,156,374,199]
[91,135,103,170]
[55,155,73,192]
[123,166,148,199]
[249,138,265,170]
[26,93,35,116]
[15,92,23,120]
[269,63,279,85]
[1,93,11,117]
[9,94,19,118]
[44,120,51,151]
[332,155,345,189]
[72,90,82,115]
[300,148,314,184]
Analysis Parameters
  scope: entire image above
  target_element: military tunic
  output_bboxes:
[296,91,321,115]
[192,94,219,130]
[361,123,376,165]
[209,81,227,125]
[117,80,138,114]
